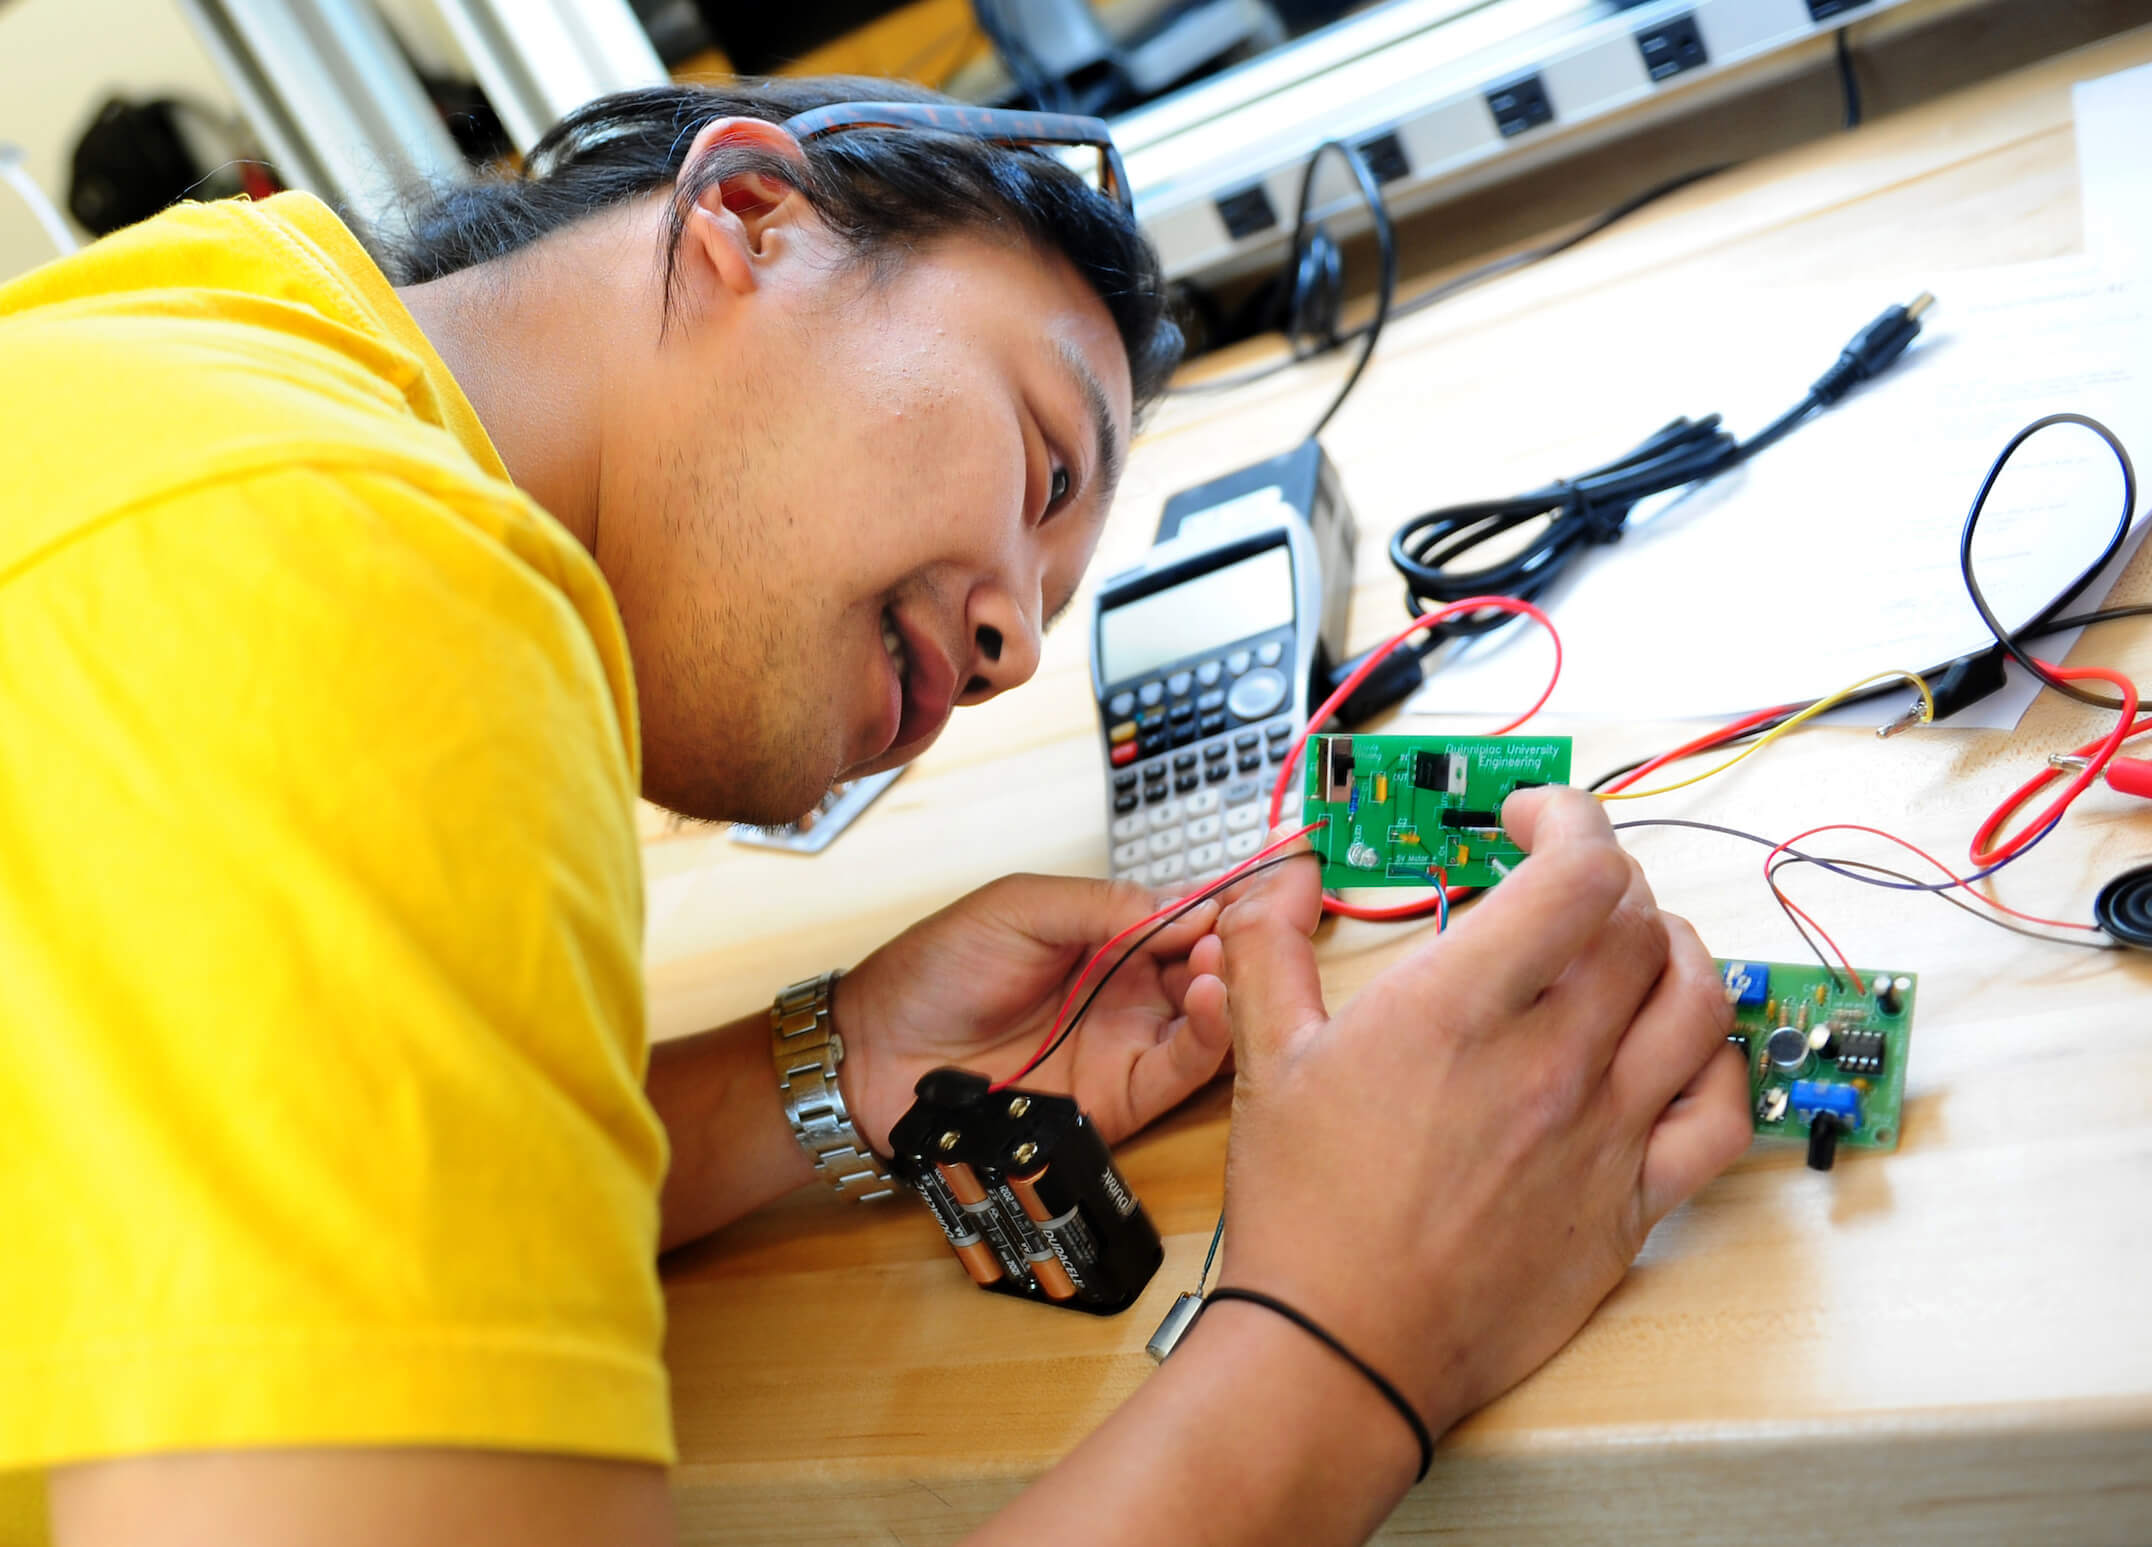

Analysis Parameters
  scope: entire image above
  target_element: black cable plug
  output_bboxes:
[1324,641,1426,727]
[1876,645,2009,736]
[1811,293,1935,406]
[1391,290,1935,627]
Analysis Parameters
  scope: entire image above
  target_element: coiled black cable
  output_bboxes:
[1388,293,1935,646]
[1289,139,1395,442]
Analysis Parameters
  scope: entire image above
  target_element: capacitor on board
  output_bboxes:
[1876,975,1910,1015]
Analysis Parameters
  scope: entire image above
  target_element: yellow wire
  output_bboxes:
[1595,669,1936,802]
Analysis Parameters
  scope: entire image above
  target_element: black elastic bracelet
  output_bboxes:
[1198,1286,1434,1484]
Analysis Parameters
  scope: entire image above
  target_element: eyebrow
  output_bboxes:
[1056,336,1125,510]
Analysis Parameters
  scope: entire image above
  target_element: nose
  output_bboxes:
[956,588,1041,704]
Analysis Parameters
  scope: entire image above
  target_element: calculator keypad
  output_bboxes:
[1103,634,1303,893]
[1114,731,1300,889]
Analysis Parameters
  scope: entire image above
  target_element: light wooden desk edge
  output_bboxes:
[649,26,2152,1546]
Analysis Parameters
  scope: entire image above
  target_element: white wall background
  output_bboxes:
[0,0,475,284]
[0,0,241,282]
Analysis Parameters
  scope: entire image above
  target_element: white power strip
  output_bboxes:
[1116,0,1907,284]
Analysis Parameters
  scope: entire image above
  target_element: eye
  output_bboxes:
[1047,464,1073,513]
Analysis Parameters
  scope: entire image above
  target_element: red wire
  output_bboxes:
[1767,821,2102,946]
[1776,893,1867,994]
[992,819,1329,1091]
[1969,663,2144,867]
[1599,704,1796,795]
[1267,597,1564,922]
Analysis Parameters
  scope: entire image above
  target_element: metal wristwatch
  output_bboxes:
[770,970,896,1202]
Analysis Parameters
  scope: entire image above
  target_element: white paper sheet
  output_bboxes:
[2076,62,2152,269]
[1402,260,2152,726]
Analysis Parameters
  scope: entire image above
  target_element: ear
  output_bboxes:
[674,116,813,302]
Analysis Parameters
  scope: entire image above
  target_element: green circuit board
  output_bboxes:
[1301,733,1572,891]
[1718,958,1914,1168]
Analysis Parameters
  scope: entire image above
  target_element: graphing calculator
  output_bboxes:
[1089,440,1355,888]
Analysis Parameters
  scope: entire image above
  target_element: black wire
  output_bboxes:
[1835,28,1863,130]
[1767,853,2109,951]
[1611,818,2111,952]
[1392,288,1978,644]
[1021,849,1313,1078]
[1760,856,1840,982]
[1292,140,1395,441]
[1388,409,1768,644]
[1958,412,2139,710]
[2050,602,2152,630]
[1197,1206,1225,1293]
[1167,164,1729,400]
[1581,602,2152,793]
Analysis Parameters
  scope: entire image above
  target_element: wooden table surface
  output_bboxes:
[644,26,2152,1544]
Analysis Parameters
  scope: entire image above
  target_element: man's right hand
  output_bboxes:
[1199,784,1750,1442]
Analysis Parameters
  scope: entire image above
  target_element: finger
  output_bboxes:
[1159,929,1225,1000]
[1396,800,1633,1015]
[1607,914,1735,1123]
[1122,974,1235,1132]
[1531,858,1668,1067]
[1213,836,1328,1058]
[1183,937,1235,1075]
[1218,824,1325,926]
[1637,1043,1752,1228]
[987,874,1205,955]
[1134,895,1223,963]
[1499,783,1614,855]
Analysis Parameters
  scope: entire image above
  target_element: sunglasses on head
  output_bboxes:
[780,101,1134,217]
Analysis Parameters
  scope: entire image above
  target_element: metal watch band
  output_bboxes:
[771,970,897,1203]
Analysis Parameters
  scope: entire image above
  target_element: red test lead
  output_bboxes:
[2049,752,2152,801]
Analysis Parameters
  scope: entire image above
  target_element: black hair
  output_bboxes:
[381,77,1182,413]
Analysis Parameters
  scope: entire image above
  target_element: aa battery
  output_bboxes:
[1009,1164,1103,1301]
[920,1164,1011,1287]
[886,1067,1166,1316]
[938,1161,990,1206]
[951,1232,1006,1287]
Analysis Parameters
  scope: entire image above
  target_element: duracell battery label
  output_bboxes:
[992,1187,1050,1256]
[1026,1248,1078,1301]
[911,1173,968,1239]
[920,1170,1027,1282]
[971,1207,1030,1284]
[1099,1164,1139,1217]
[1009,1167,1101,1292]
[936,1162,990,1206]
[1041,1207,1101,1274]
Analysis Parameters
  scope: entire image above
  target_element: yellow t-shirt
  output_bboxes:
[0,193,671,1526]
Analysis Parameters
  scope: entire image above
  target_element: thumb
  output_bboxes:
[1214,830,1328,1058]
[987,874,1183,952]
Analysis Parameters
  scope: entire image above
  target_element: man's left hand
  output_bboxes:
[833,874,1233,1154]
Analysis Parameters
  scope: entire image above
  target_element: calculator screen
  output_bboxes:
[1097,545,1294,685]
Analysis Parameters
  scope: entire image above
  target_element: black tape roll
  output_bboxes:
[2093,863,2152,949]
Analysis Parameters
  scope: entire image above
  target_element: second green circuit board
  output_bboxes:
[1719,958,1915,1171]
[1302,733,1573,890]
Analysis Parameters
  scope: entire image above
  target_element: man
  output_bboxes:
[0,76,1748,1546]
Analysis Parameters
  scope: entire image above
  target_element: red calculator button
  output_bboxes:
[1110,740,1139,767]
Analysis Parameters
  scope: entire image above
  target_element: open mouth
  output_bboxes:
[880,606,911,687]
[873,604,955,762]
